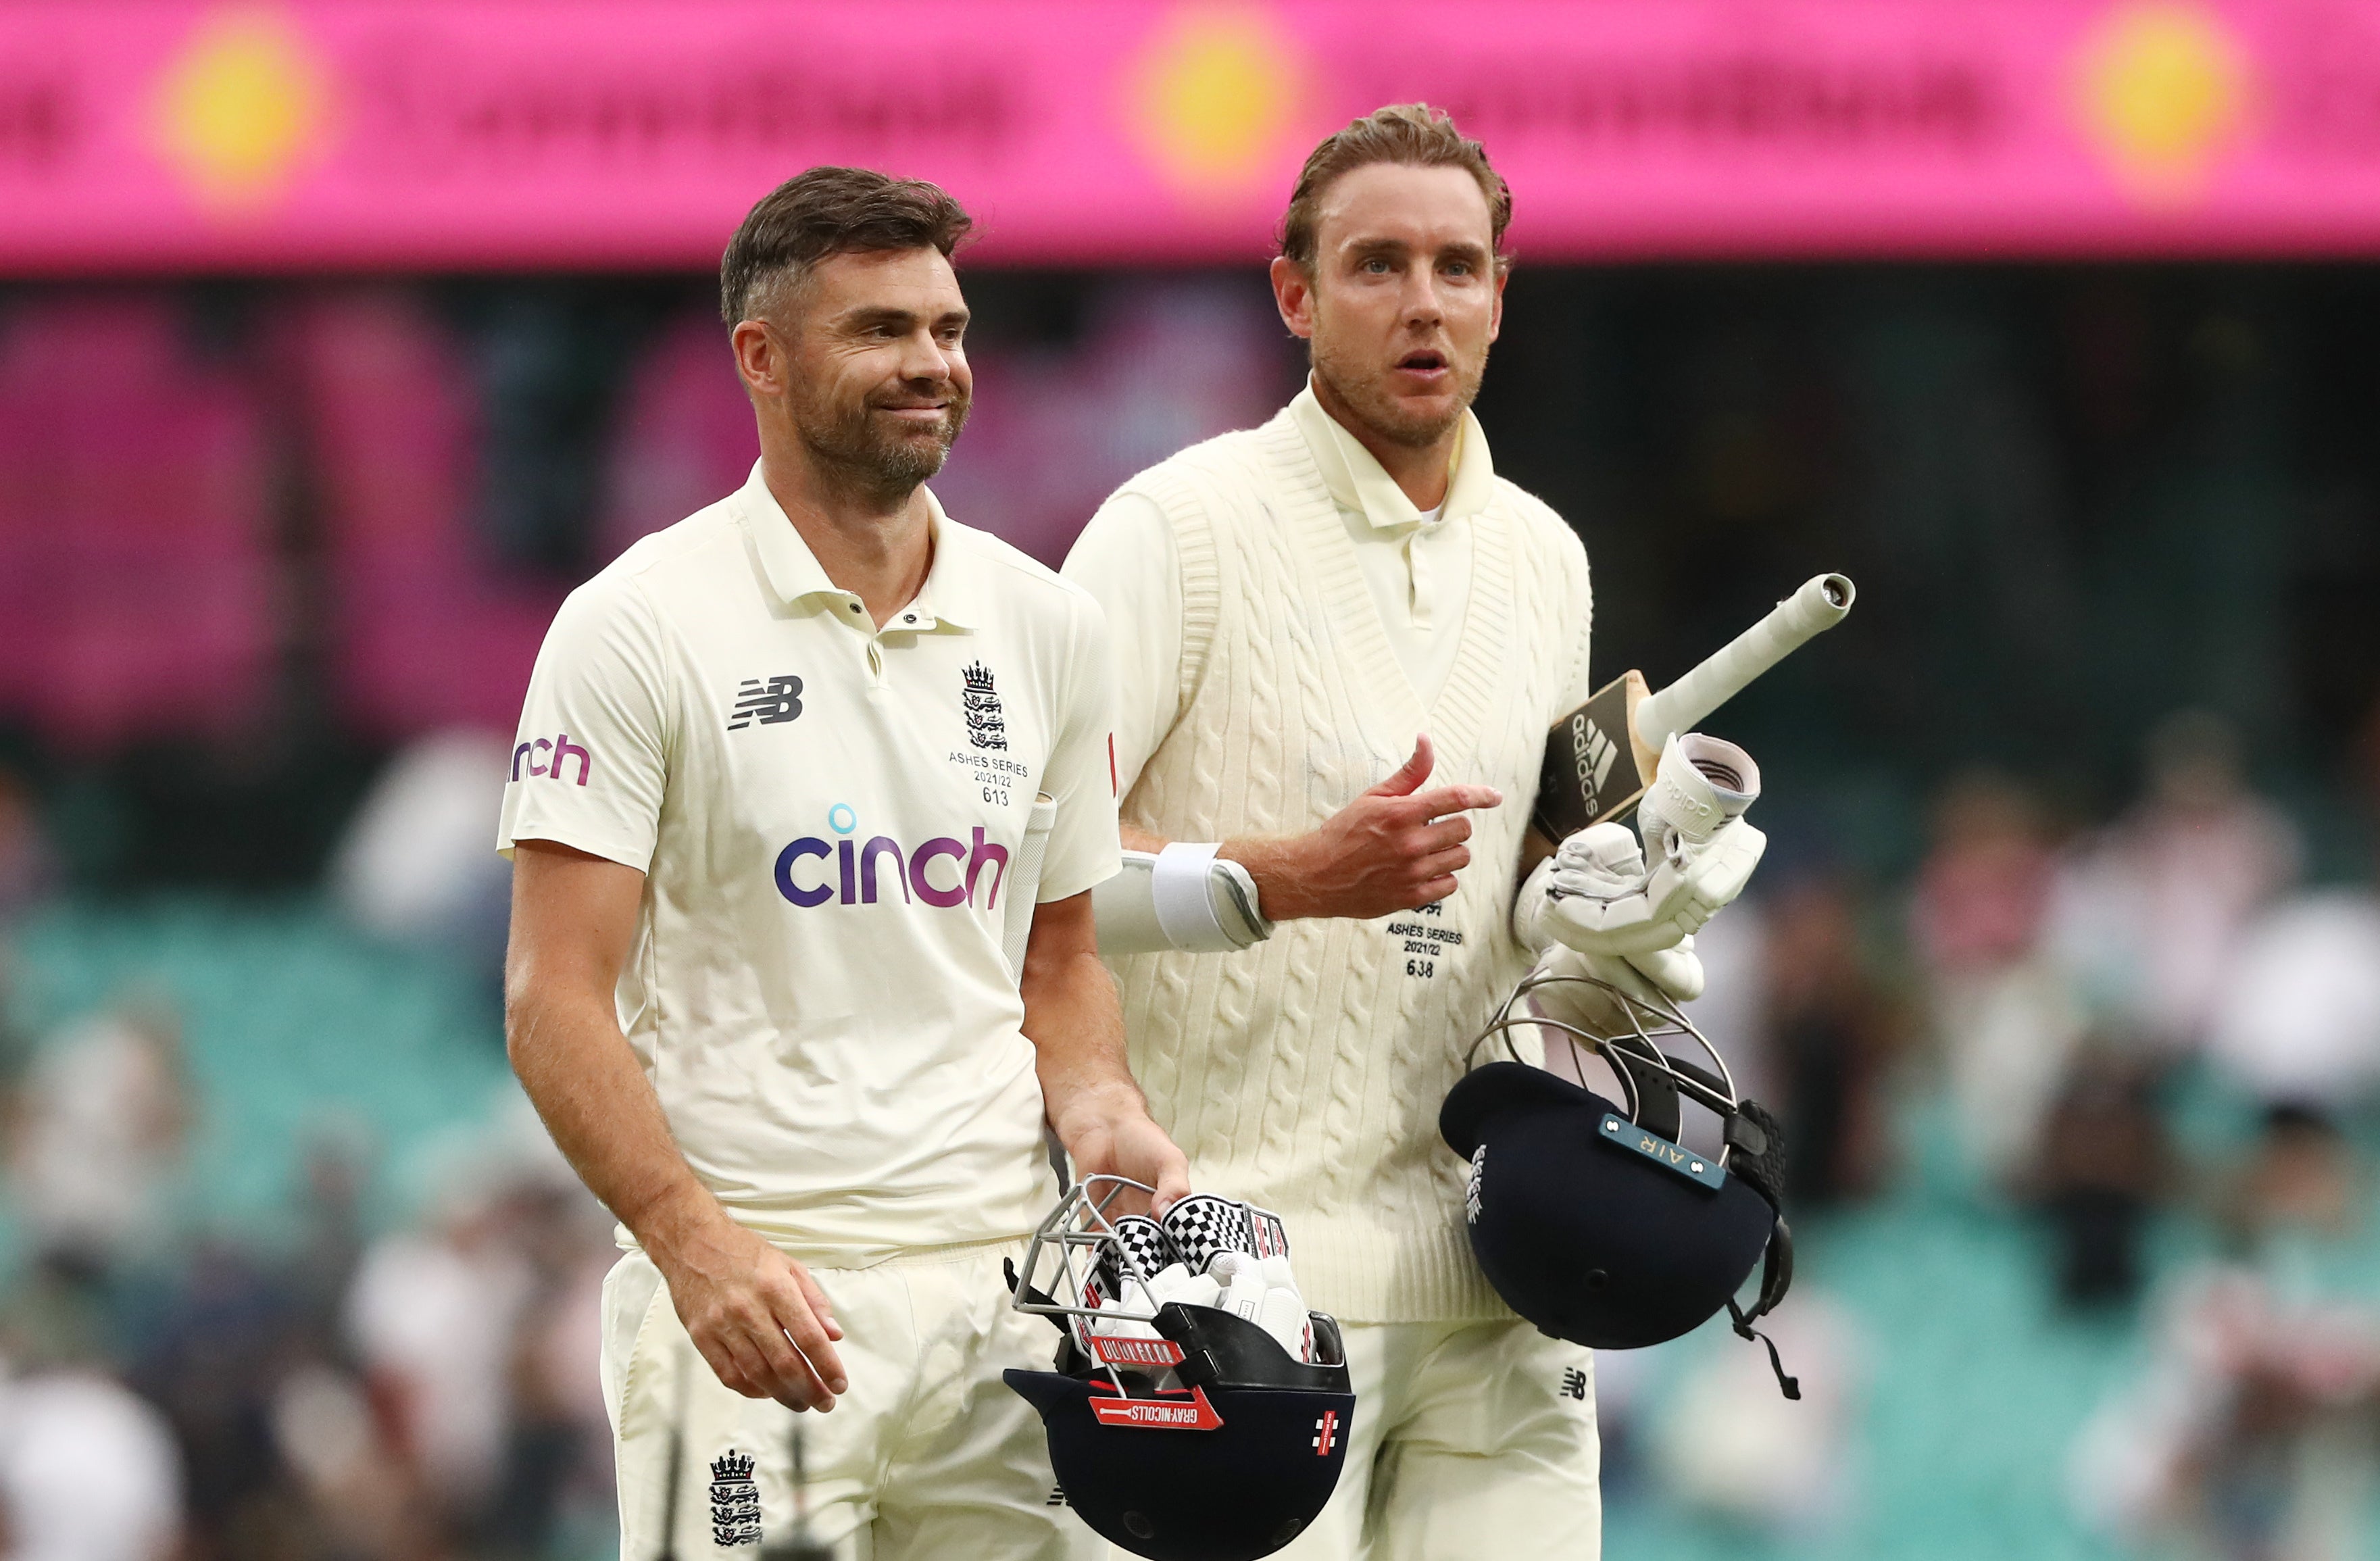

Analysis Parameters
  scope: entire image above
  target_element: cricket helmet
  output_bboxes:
[1003,1178,1356,1561]
[1441,968,1800,1396]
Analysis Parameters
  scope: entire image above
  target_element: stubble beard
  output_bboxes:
[1310,334,1487,451]
[791,380,972,506]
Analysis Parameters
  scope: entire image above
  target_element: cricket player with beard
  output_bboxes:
[1064,106,1758,1558]
[503,168,1186,1560]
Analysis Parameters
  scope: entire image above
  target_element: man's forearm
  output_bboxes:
[506,992,724,1256]
[1018,920,1190,1210]
[1021,945,1145,1143]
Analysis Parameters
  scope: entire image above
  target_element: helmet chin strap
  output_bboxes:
[1725,1219,1800,1401]
[1627,1072,1800,1403]
[1727,1297,1800,1401]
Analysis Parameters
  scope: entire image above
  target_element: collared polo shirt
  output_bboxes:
[499,464,1120,1262]
[1067,379,1498,796]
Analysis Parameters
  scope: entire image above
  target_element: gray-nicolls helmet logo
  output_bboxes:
[1441,966,1800,1399]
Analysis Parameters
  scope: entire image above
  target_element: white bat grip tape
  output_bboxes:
[1634,572,1855,753]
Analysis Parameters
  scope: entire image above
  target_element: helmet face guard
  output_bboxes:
[1442,971,1800,1397]
[1003,1177,1357,1561]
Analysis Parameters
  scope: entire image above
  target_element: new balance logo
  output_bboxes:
[729,674,804,730]
[1560,1368,1588,1401]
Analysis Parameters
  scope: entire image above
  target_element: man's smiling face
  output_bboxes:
[774,245,973,492]
[1295,161,1504,451]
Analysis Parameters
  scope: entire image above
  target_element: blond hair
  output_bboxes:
[1278,103,1512,271]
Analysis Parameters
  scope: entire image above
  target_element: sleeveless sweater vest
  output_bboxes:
[1110,407,1592,1322]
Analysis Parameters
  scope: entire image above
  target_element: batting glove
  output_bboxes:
[1521,734,1766,960]
[1207,1249,1315,1362]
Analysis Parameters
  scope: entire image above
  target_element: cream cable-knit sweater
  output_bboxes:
[1106,407,1594,1322]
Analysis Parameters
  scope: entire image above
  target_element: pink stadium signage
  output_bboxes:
[5,0,2380,269]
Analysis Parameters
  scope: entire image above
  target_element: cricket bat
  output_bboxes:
[1532,573,1855,841]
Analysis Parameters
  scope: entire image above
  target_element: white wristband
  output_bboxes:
[1153,841,1235,952]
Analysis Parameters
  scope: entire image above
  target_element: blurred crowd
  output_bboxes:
[0,693,2371,1561]
[0,950,619,1561]
[1586,701,2380,1557]
[1919,709,2380,1561]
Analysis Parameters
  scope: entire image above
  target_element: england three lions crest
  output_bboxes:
[961,661,1008,751]
[710,1448,760,1547]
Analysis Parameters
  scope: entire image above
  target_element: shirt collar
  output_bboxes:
[1288,378,1496,532]
[733,462,978,631]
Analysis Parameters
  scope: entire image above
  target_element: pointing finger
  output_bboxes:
[1402,784,1503,821]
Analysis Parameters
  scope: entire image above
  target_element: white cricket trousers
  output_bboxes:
[1108,1318,1601,1561]
[603,1243,1098,1561]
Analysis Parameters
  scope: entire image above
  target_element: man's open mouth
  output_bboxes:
[1397,351,1447,372]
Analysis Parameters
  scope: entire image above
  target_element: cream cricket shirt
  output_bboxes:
[499,465,1120,1264]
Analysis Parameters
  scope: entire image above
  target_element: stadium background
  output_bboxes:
[3,3,2379,1558]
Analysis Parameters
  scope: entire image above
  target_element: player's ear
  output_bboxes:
[730,318,784,399]
[1270,255,1316,341]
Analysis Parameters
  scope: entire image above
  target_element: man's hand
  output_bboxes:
[649,1206,848,1413]
[1226,736,1502,921]
[1057,1089,1193,1217]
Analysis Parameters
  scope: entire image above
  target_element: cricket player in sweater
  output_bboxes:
[1063,107,1709,1558]
[503,168,1186,1560]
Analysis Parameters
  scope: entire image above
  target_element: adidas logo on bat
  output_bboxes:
[1568,714,1619,801]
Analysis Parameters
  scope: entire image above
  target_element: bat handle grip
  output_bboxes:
[1633,573,1854,751]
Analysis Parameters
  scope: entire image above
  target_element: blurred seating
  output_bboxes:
[594,309,758,564]
[288,289,566,741]
[5,896,516,1240]
[0,294,274,753]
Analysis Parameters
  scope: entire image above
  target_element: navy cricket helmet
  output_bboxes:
[1440,968,1801,1397]
[1003,1178,1355,1561]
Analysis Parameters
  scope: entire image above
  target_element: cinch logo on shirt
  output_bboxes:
[512,732,593,785]
[774,805,1012,910]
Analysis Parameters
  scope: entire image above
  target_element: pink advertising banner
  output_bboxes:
[5,1,2380,270]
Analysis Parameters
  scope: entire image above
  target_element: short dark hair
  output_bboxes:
[720,166,974,326]
[1279,104,1512,272]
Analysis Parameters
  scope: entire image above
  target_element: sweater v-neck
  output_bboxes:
[1256,412,1510,766]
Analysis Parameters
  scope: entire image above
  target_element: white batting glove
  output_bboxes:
[1206,1250,1314,1362]
[1089,1262,1222,1345]
[1513,822,1657,953]
[1527,938,1706,1032]
[1521,735,1766,959]
[1635,733,1766,941]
